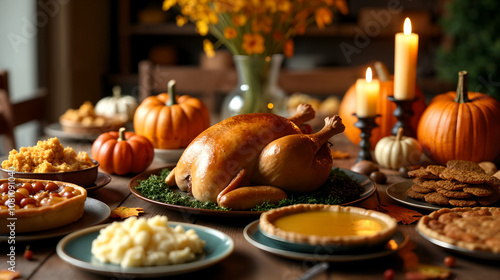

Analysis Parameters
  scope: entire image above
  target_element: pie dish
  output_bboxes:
[0,179,87,233]
[417,207,500,254]
[259,204,397,246]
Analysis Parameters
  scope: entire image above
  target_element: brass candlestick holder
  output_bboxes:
[353,114,380,163]
[388,96,418,138]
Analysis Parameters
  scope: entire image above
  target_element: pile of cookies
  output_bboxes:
[407,160,500,207]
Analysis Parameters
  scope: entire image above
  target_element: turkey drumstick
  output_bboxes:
[253,116,345,192]
[165,104,345,209]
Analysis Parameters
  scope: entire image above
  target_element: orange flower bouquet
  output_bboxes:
[162,0,348,117]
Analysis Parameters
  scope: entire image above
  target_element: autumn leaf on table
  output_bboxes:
[0,269,20,280]
[110,207,145,219]
[378,204,423,224]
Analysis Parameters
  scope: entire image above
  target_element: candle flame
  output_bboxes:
[404,17,412,35]
[366,67,373,83]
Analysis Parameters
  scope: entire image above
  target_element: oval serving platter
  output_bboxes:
[129,166,376,218]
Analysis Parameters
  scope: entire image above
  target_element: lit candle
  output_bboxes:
[356,67,380,117]
[394,18,419,100]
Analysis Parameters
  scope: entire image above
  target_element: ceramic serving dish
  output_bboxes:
[0,159,99,187]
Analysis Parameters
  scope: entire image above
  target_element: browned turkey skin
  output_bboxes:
[165,104,345,209]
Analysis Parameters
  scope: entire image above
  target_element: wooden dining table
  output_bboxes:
[1,132,499,280]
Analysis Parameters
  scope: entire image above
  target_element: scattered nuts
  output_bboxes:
[493,170,500,180]
[370,171,387,184]
[478,162,497,175]
[399,166,410,178]
[351,160,379,176]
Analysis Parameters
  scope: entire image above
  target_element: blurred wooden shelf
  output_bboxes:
[129,23,197,36]
[136,60,367,112]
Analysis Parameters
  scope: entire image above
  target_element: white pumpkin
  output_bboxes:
[374,127,423,170]
[95,86,138,122]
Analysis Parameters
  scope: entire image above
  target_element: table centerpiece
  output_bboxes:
[162,0,348,118]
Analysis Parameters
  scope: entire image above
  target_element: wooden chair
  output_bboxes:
[0,70,46,153]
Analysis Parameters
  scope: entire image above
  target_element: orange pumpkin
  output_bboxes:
[133,80,210,149]
[417,71,500,165]
[339,80,426,148]
[91,127,155,175]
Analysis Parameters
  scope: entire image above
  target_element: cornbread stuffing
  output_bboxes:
[1,137,95,173]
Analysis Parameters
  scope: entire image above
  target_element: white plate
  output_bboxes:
[56,222,234,278]
[154,148,185,163]
[0,198,110,242]
[243,220,407,262]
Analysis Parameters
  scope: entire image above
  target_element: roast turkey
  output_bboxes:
[165,104,345,209]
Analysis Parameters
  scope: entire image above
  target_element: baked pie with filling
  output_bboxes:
[0,179,87,233]
[417,207,500,254]
[259,204,397,246]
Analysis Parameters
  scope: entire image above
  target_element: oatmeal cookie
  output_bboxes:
[446,160,485,173]
[420,180,440,190]
[407,188,426,200]
[439,168,489,184]
[412,184,434,194]
[426,165,447,177]
[424,192,449,206]
[448,198,478,207]
[436,180,467,191]
[408,167,440,180]
[413,177,426,185]
[463,184,496,197]
[436,188,473,199]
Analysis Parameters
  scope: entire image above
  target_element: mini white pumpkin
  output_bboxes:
[95,86,138,122]
[374,127,423,170]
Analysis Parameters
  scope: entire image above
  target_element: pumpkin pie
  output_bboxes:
[259,204,397,246]
[417,207,500,253]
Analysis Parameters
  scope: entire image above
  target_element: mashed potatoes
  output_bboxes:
[91,216,205,268]
[1,137,95,173]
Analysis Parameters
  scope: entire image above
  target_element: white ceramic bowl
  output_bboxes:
[154,148,185,163]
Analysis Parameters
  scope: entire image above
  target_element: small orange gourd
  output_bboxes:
[91,127,154,175]
[133,80,210,149]
[417,71,500,164]
[339,62,426,147]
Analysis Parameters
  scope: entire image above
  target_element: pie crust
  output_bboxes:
[0,179,87,233]
[259,204,397,246]
[417,207,500,253]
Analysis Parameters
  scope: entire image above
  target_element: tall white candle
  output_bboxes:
[356,67,380,117]
[394,18,419,100]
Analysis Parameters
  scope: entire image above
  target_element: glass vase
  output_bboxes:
[221,54,288,119]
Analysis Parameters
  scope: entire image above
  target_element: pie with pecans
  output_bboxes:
[0,179,87,233]
[417,207,500,253]
[259,204,397,246]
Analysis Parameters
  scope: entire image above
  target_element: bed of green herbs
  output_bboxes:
[134,168,364,212]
